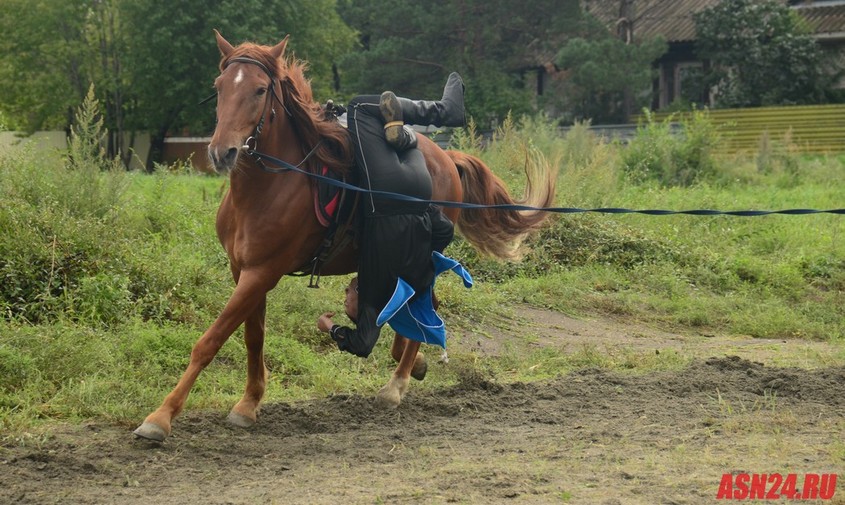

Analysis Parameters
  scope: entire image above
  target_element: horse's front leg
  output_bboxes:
[227,296,268,428]
[390,333,427,381]
[377,336,422,408]
[134,271,272,442]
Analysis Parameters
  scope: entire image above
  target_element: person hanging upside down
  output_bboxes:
[316,73,472,357]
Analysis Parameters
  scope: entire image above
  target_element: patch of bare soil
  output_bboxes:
[472,306,840,369]
[2,309,844,505]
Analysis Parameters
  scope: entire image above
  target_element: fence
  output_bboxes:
[5,104,844,170]
[633,103,845,154]
[0,131,151,171]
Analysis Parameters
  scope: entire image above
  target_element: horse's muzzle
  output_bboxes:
[208,145,239,173]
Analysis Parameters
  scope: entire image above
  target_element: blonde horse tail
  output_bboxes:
[447,149,557,260]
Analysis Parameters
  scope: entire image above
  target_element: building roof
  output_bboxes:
[582,0,845,43]
[796,3,845,37]
[582,0,718,43]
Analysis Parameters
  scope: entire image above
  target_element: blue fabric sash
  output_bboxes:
[376,252,473,348]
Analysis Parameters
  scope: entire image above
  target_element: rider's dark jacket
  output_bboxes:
[330,95,453,357]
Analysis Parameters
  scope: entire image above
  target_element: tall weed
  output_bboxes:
[64,84,128,219]
[557,121,621,207]
[620,109,675,184]
[755,130,801,188]
[622,108,721,186]
[449,117,485,156]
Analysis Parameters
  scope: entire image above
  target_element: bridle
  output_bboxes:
[212,56,322,174]
[222,57,285,155]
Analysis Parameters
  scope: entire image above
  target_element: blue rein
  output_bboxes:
[246,147,845,217]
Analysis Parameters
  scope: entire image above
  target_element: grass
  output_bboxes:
[0,110,843,436]
[452,115,844,341]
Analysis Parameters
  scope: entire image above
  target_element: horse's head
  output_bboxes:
[208,30,289,173]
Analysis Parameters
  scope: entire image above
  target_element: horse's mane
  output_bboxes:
[220,43,354,175]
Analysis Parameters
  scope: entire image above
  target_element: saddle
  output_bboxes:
[295,101,358,287]
[313,165,346,228]
[314,100,353,228]
[298,162,359,288]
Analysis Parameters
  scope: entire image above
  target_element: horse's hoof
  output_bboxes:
[227,410,256,428]
[411,354,428,381]
[375,386,401,409]
[133,422,168,442]
[375,376,409,409]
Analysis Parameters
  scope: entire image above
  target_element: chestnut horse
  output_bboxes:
[133,31,555,442]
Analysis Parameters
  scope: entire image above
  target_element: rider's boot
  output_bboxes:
[380,72,466,151]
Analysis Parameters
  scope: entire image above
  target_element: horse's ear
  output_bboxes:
[270,35,290,60]
[214,29,234,57]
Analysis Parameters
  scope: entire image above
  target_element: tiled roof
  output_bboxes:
[796,4,845,35]
[582,0,719,43]
[582,0,845,43]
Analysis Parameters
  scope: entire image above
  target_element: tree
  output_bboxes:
[694,0,831,107]
[0,1,94,131]
[0,1,356,168]
[0,0,136,165]
[113,0,357,169]
[555,33,666,124]
[86,0,131,166]
[338,0,584,126]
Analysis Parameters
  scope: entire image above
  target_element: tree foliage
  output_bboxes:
[555,34,666,123]
[0,1,94,131]
[120,0,355,136]
[0,0,355,166]
[694,0,832,107]
[338,0,584,126]
[3,0,752,149]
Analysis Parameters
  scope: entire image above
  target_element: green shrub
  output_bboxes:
[621,109,675,184]
[451,214,676,282]
[670,108,720,185]
[0,130,225,325]
[0,344,35,392]
[75,273,132,325]
[622,108,721,186]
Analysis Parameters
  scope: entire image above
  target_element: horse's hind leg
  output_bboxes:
[390,334,428,381]
[377,337,421,408]
[227,297,268,428]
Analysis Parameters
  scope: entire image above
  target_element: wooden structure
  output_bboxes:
[634,103,845,153]
[162,137,213,173]
[582,0,845,109]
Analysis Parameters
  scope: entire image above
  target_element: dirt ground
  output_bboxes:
[1,307,843,505]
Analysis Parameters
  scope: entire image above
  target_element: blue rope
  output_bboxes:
[250,150,845,217]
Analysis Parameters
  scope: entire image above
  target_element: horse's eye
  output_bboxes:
[257,87,267,96]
